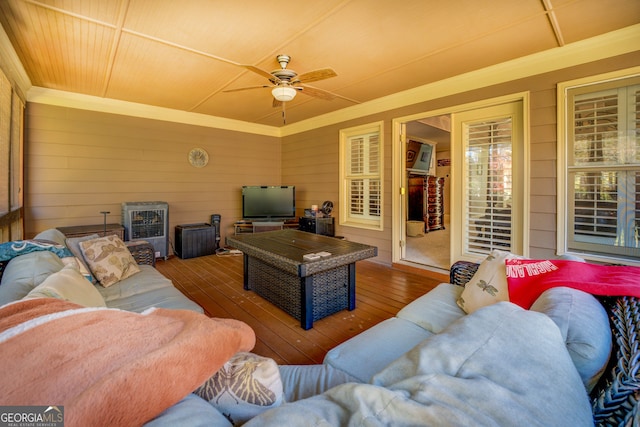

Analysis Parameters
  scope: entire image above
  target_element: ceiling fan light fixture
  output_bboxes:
[272,86,297,102]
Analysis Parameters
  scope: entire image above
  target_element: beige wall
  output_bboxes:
[25,104,280,249]
[281,52,640,264]
[23,52,639,264]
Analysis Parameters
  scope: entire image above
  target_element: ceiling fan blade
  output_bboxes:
[242,65,280,83]
[297,84,336,101]
[223,85,270,93]
[297,68,337,83]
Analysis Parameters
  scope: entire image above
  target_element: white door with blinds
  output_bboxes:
[451,101,525,261]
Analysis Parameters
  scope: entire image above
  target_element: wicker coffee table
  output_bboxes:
[226,229,377,329]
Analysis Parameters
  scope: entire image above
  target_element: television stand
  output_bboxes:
[234,219,299,235]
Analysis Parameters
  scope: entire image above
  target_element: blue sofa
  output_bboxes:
[313,259,637,426]
[1,231,636,425]
[0,228,203,313]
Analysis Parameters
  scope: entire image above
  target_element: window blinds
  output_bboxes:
[465,118,513,255]
[568,83,640,257]
[347,133,381,220]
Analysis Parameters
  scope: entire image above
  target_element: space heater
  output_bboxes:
[121,201,169,259]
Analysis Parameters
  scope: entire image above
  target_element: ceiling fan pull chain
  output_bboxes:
[282,102,286,124]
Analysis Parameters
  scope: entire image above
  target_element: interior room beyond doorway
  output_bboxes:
[404,115,451,270]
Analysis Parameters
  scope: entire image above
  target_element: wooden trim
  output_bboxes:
[0,207,23,241]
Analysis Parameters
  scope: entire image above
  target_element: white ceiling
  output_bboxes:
[0,0,638,127]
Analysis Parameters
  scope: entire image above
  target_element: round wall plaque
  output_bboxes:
[188,148,209,168]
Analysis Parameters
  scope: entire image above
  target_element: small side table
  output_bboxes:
[56,224,125,240]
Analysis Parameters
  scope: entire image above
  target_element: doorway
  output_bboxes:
[392,94,528,272]
[402,115,452,271]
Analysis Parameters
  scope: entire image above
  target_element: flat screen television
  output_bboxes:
[242,185,296,220]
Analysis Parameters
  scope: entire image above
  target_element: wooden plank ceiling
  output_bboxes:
[0,0,638,127]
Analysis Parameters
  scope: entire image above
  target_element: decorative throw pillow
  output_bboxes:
[23,264,106,307]
[194,352,283,426]
[530,287,611,393]
[456,249,525,313]
[79,235,141,287]
[65,234,101,284]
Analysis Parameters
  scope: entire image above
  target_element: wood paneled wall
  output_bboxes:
[23,53,639,264]
[25,104,280,250]
[281,53,640,264]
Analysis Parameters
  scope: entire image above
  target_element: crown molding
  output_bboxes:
[27,87,281,137]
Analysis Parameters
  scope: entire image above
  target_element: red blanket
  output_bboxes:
[505,259,640,309]
[0,298,256,427]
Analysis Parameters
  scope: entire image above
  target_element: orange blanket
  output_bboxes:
[0,298,255,426]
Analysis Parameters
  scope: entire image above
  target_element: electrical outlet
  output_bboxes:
[155,251,160,258]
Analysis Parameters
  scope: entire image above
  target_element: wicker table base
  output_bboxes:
[227,229,377,329]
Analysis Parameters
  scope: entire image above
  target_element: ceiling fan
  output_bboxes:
[225,55,338,107]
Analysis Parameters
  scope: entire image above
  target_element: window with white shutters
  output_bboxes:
[340,122,383,230]
[561,73,640,261]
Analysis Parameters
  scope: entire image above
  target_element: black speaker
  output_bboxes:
[210,214,221,249]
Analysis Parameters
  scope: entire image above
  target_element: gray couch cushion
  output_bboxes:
[99,265,202,313]
[530,286,611,392]
[323,317,433,382]
[33,228,67,246]
[0,251,64,305]
[144,394,232,427]
[96,265,176,302]
[279,364,360,403]
[102,285,203,313]
[396,283,465,334]
[248,303,592,426]
[23,264,106,307]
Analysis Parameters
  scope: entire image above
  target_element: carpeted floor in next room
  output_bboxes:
[404,221,450,270]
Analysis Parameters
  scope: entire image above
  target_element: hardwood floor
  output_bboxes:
[155,254,442,366]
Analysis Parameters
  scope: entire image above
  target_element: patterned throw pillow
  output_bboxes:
[194,352,283,426]
[456,249,525,313]
[80,235,141,287]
